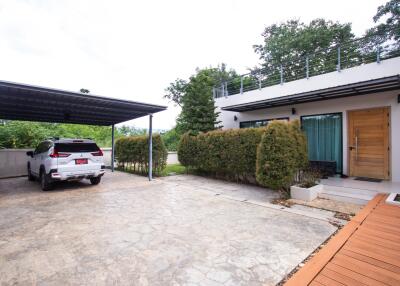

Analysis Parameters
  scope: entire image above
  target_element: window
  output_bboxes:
[55,143,100,153]
[34,141,52,154]
[301,113,342,173]
[239,117,289,128]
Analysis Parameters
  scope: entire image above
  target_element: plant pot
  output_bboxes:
[290,184,323,202]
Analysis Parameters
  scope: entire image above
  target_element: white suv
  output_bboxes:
[27,138,106,191]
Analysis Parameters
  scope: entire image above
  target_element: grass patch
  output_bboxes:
[117,164,186,177]
[161,164,186,176]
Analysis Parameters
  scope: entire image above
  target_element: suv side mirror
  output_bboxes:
[26,151,34,157]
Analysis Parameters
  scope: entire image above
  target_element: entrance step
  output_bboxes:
[319,187,375,205]
[322,184,379,197]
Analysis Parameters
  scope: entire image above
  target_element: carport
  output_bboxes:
[0,80,166,180]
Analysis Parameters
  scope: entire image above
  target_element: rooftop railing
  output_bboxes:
[213,29,400,98]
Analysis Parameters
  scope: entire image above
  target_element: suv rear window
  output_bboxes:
[55,143,100,153]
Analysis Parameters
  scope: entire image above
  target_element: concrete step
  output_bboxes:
[319,189,374,205]
[322,184,379,197]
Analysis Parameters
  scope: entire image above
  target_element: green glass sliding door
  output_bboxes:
[301,113,342,173]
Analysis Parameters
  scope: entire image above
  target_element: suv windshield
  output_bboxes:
[55,143,100,153]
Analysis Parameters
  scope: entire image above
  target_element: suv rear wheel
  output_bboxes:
[90,176,101,185]
[40,170,53,191]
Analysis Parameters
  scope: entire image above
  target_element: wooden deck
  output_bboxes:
[284,194,400,286]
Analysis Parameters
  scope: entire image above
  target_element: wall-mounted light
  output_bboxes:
[291,108,296,115]
[234,115,238,121]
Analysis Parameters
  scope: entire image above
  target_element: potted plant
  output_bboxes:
[290,168,322,201]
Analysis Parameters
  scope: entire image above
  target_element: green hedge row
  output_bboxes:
[178,120,308,189]
[115,134,168,175]
[178,127,266,181]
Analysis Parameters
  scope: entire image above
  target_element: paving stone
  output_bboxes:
[0,171,337,285]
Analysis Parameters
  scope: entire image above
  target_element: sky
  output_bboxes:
[0,0,387,130]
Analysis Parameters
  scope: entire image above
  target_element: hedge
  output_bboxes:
[115,134,168,175]
[256,120,308,190]
[178,128,266,181]
[178,120,308,189]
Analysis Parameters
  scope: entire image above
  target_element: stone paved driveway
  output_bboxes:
[0,171,336,286]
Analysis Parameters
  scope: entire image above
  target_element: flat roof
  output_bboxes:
[221,75,400,112]
[0,80,167,126]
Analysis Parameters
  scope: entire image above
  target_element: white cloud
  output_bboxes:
[0,0,386,129]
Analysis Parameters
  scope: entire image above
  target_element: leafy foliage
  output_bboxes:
[178,128,266,181]
[161,127,180,151]
[115,134,167,176]
[177,133,200,168]
[165,64,240,135]
[256,120,307,191]
[0,121,146,149]
[253,19,359,80]
[364,0,400,57]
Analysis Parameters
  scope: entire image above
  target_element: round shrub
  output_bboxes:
[177,132,199,168]
[256,121,297,190]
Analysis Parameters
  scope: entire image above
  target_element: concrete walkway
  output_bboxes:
[0,172,337,285]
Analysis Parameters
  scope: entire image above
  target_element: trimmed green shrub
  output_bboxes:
[256,120,307,190]
[178,128,265,180]
[289,120,308,170]
[177,132,200,168]
[115,134,167,176]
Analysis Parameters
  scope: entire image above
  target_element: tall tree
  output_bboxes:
[165,64,238,134]
[364,0,400,51]
[253,19,359,80]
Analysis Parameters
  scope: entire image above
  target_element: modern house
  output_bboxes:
[214,36,400,183]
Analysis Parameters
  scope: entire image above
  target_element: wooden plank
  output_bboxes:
[320,268,366,286]
[362,220,400,235]
[343,241,400,267]
[366,215,400,228]
[284,195,383,286]
[349,236,400,253]
[341,249,400,274]
[346,238,400,259]
[352,232,400,251]
[325,263,387,286]
[314,274,345,286]
[309,281,325,286]
[352,194,386,224]
[357,228,400,243]
[332,253,400,285]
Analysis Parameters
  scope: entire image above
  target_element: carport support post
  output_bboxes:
[148,114,153,181]
[111,124,115,172]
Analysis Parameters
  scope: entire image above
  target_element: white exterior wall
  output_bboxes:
[217,91,400,182]
[0,148,112,179]
[215,57,400,182]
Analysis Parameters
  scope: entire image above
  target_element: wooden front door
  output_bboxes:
[348,107,390,179]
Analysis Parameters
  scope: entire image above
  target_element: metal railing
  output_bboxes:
[213,29,400,98]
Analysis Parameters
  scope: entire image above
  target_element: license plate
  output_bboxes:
[75,159,88,165]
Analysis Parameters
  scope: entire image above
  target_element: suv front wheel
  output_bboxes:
[27,164,35,181]
[40,170,53,191]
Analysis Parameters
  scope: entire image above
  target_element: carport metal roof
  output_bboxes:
[221,75,400,112]
[0,80,167,125]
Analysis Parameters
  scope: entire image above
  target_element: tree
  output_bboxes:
[0,121,148,148]
[165,64,238,134]
[253,19,359,80]
[161,127,180,151]
[364,0,400,51]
